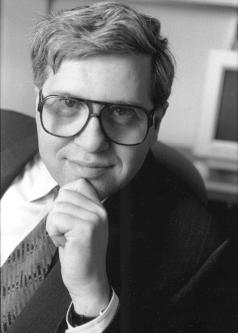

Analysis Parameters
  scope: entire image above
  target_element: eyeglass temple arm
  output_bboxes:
[37,89,43,112]
[148,101,169,127]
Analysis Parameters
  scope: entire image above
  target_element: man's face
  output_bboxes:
[36,54,161,200]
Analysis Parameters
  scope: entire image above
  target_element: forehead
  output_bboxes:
[42,54,153,108]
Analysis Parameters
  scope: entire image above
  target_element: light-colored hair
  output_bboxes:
[31,1,175,107]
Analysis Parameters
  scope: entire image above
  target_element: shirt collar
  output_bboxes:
[26,154,58,202]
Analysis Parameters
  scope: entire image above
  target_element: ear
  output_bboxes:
[34,86,40,104]
[34,86,41,115]
[154,101,168,129]
[151,102,169,143]
[34,86,39,94]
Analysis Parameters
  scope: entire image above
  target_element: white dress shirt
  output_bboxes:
[1,154,119,332]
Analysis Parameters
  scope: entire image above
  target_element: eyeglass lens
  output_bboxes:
[41,96,148,145]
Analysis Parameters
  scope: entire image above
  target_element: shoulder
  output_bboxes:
[1,109,38,196]
[1,109,37,147]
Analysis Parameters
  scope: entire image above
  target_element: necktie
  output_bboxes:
[1,217,56,332]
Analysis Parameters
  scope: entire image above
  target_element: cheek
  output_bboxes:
[36,118,65,170]
[116,141,152,183]
[125,130,156,176]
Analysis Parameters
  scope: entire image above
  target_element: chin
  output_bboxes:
[86,179,114,201]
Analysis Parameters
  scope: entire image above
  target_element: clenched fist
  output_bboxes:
[46,179,110,316]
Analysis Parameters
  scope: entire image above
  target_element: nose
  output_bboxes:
[73,115,110,152]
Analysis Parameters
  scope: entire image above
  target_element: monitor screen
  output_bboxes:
[215,69,238,142]
[194,50,238,171]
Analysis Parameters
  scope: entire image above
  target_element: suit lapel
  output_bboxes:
[105,154,215,319]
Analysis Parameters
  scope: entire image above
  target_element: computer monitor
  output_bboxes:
[194,49,238,172]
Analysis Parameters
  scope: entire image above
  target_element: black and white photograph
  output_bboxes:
[1,0,238,332]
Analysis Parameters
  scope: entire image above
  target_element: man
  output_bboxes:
[1,2,237,332]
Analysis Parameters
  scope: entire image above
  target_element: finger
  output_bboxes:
[46,211,104,246]
[46,212,77,240]
[51,234,66,247]
[62,179,99,203]
[52,201,103,222]
[56,189,104,214]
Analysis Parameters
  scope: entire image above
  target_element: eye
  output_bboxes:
[104,105,147,128]
[111,106,136,118]
[49,97,87,118]
[64,98,78,108]
[61,98,87,113]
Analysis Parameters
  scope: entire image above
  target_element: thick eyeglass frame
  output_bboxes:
[37,89,156,146]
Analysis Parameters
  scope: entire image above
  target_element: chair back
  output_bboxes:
[152,142,207,204]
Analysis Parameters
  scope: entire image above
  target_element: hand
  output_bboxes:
[46,179,110,316]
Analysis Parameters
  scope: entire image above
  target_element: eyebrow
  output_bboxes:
[44,90,150,110]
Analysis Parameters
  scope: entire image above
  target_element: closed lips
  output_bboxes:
[69,160,113,168]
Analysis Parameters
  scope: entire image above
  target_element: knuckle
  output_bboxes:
[55,188,64,200]
[46,211,62,234]
[89,212,100,224]
[99,206,108,220]
[57,188,71,201]
[45,217,54,236]
[51,200,64,213]
[94,204,107,221]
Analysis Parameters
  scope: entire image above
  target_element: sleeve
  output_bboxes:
[65,289,119,333]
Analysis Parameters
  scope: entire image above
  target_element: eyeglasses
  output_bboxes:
[37,90,156,146]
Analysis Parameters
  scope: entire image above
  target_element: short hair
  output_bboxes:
[31,1,175,107]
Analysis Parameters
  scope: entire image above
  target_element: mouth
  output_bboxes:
[66,159,114,178]
[69,159,113,168]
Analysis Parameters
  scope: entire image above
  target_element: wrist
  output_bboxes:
[68,303,96,327]
[71,280,111,317]
[67,288,119,328]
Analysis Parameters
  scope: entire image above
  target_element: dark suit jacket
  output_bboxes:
[1,110,237,332]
